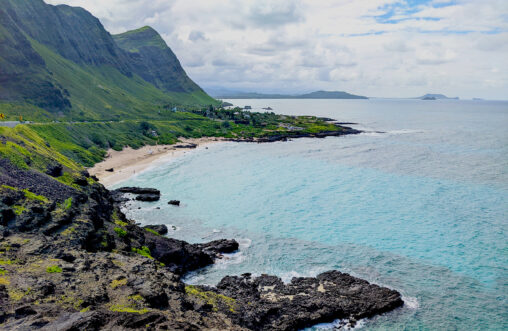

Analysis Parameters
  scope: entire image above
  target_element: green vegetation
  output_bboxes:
[109,304,149,315]
[23,189,48,203]
[0,0,217,123]
[115,220,129,227]
[13,205,26,216]
[131,246,153,259]
[185,285,237,313]
[46,265,63,273]
[114,227,127,237]
[111,278,128,289]
[144,228,160,236]
[62,197,73,210]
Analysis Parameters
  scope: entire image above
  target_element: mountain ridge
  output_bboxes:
[216,90,368,99]
[0,0,215,121]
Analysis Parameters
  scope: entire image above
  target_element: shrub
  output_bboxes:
[131,246,153,259]
[114,227,127,237]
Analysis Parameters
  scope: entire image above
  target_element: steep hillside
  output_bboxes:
[0,0,216,121]
[114,27,206,95]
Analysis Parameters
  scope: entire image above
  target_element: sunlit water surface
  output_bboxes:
[115,99,508,330]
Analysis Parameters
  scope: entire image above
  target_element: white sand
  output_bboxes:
[88,137,228,187]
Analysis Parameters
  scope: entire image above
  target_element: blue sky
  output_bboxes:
[47,0,508,99]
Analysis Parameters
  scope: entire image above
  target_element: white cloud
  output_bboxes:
[44,0,508,99]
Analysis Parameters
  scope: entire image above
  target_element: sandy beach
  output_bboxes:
[88,137,228,187]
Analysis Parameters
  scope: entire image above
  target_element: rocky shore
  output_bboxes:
[0,145,403,330]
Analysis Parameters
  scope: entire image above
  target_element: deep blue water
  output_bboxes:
[114,99,508,330]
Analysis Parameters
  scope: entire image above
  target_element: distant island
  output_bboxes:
[415,94,459,100]
[217,90,369,100]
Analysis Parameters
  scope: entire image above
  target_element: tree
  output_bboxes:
[0,113,5,120]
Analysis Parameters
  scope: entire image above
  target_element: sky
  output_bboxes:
[45,0,508,99]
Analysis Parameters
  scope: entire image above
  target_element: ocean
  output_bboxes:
[114,99,508,330]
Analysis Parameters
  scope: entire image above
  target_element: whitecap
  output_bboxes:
[387,129,425,135]
[308,318,366,330]
[237,238,252,249]
[214,251,246,269]
[402,296,419,309]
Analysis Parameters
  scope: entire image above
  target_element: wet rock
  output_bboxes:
[210,270,403,331]
[143,224,168,235]
[197,239,239,256]
[115,187,160,195]
[168,200,180,206]
[135,194,160,202]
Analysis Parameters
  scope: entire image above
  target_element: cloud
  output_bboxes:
[188,30,207,42]
[44,0,508,98]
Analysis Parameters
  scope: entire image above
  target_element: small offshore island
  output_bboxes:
[0,0,404,329]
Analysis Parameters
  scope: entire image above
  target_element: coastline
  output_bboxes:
[89,126,362,187]
[88,137,229,187]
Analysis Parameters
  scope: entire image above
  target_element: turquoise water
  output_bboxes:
[115,99,508,330]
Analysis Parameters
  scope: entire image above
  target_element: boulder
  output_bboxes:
[143,224,168,235]
[45,164,63,177]
[168,200,180,206]
[136,194,160,202]
[116,187,160,195]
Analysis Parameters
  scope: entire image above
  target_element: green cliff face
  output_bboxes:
[0,0,215,121]
[114,26,205,95]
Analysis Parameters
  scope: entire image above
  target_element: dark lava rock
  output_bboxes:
[174,143,197,149]
[135,194,160,202]
[209,270,403,331]
[45,163,63,177]
[197,239,239,256]
[143,234,239,274]
[15,306,37,319]
[105,168,114,172]
[168,200,180,206]
[143,224,168,235]
[116,187,160,195]
[74,177,89,186]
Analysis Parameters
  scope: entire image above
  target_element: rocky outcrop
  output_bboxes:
[111,187,161,203]
[143,224,168,235]
[135,194,160,202]
[0,159,402,330]
[206,271,403,330]
[115,187,161,195]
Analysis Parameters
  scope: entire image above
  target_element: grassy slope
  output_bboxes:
[31,39,214,121]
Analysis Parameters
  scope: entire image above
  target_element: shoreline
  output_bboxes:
[89,126,361,187]
[88,137,229,187]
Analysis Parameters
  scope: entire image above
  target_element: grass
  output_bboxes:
[131,246,153,259]
[46,265,62,273]
[62,197,73,210]
[23,189,49,203]
[185,285,237,313]
[13,205,26,215]
[144,228,160,236]
[114,227,127,237]
[111,278,128,289]
[109,304,149,314]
